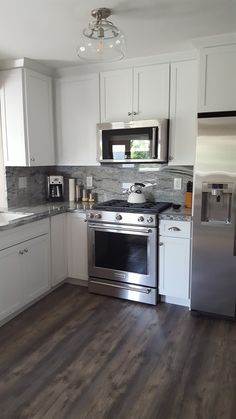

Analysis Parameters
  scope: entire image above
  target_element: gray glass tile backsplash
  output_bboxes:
[6,165,193,208]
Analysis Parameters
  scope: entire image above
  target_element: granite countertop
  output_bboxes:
[0,201,192,232]
[0,201,94,232]
[159,206,192,221]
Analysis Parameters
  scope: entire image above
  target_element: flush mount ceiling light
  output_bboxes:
[77,8,126,62]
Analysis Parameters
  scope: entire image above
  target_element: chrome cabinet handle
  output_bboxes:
[168,227,181,231]
[159,242,164,246]
[30,157,35,162]
[133,111,137,115]
[24,248,28,253]
[128,112,132,116]
[169,156,174,161]
[18,250,24,255]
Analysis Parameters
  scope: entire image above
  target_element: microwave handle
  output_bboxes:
[151,127,157,158]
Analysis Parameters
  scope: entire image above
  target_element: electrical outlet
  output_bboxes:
[86,176,93,189]
[174,178,182,190]
[18,177,27,189]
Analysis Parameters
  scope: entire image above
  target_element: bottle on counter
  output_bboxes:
[185,181,193,208]
[82,187,88,202]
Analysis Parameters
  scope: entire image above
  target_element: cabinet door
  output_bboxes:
[0,243,24,321]
[0,68,27,166]
[169,60,198,166]
[67,213,88,281]
[56,74,100,165]
[159,236,190,299]
[24,69,55,166]
[133,64,169,119]
[23,234,50,304]
[51,214,68,286]
[199,44,236,112]
[100,69,133,122]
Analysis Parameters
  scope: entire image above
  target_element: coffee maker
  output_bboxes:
[47,175,64,201]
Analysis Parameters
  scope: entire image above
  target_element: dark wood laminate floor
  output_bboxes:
[0,284,235,419]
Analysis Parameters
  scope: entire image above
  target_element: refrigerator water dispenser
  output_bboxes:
[201,183,233,223]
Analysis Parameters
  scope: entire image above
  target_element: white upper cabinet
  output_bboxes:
[100,69,133,122]
[169,60,198,166]
[56,74,100,166]
[0,68,55,166]
[100,64,170,122]
[199,44,236,112]
[133,64,169,120]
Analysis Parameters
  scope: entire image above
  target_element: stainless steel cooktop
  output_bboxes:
[86,200,172,227]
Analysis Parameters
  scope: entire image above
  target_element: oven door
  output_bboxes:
[88,222,157,287]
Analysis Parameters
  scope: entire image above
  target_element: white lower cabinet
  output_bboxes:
[51,214,68,286]
[159,220,191,304]
[0,220,51,324]
[0,243,24,321]
[67,213,88,282]
[23,234,50,304]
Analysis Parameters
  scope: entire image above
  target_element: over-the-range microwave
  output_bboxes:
[97,119,169,163]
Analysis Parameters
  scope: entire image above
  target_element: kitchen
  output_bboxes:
[0,1,236,418]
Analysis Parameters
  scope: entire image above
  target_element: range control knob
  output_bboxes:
[147,217,154,223]
[87,212,94,219]
[116,214,122,221]
[138,216,144,222]
[95,213,102,219]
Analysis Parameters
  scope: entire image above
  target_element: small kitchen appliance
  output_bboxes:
[97,119,169,163]
[127,183,146,204]
[86,199,172,305]
[47,175,64,202]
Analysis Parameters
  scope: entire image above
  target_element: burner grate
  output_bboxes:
[93,199,172,214]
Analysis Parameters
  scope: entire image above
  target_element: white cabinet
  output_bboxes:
[0,68,55,166]
[23,234,50,304]
[169,60,198,166]
[100,64,169,122]
[100,69,133,122]
[56,74,100,166]
[0,220,51,324]
[199,44,236,112]
[159,220,191,304]
[0,243,24,321]
[51,213,68,286]
[67,212,88,281]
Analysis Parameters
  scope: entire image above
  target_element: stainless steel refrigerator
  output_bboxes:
[191,111,236,318]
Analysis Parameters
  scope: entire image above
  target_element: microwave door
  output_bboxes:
[151,127,157,158]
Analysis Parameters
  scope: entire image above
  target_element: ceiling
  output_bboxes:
[0,0,235,68]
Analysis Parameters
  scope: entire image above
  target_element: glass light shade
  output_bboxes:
[77,14,126,62]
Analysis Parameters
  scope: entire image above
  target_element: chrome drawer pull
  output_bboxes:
[91,280,151,294]
[159,242,164,246]
[168,227,181,231]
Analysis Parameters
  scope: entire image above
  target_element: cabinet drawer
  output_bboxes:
[159,220,191,238]
[0,218,50,251]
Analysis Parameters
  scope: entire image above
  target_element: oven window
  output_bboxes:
[102,127,156,160]
[95,231,148,275]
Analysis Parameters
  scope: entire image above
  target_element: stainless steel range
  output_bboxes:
[87,200,172,305]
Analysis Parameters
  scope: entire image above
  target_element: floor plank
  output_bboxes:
[0,284,235,419]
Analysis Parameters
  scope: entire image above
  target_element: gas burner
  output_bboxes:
[93,199,172,214]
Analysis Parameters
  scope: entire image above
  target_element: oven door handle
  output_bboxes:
[88,224,153,234]
[91,279,152,294]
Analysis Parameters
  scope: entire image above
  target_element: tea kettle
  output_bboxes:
[127,183,146,204]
